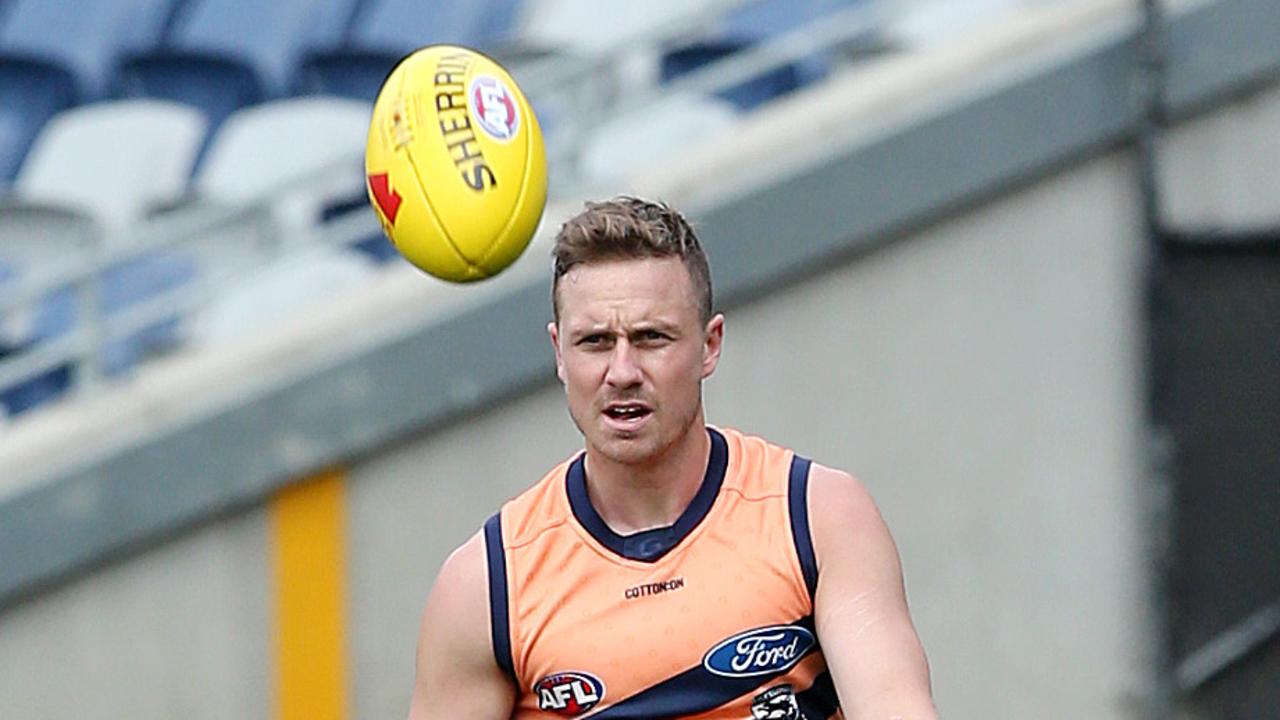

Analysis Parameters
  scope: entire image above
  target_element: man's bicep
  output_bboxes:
[408,532,515,720]
[808,465,938,719]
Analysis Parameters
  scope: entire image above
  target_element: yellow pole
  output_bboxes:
[270,469,348,720]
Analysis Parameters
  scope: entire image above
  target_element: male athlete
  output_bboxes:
[408,197,938,719]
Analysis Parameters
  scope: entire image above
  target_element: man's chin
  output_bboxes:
[590,433,662,466]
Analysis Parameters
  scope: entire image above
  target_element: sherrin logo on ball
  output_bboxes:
[365,45,547,283]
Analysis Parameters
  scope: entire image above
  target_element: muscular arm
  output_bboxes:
[407,531,515,720]
[808,464,939,719]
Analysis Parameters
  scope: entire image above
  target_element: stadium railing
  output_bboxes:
[0,0,893,420]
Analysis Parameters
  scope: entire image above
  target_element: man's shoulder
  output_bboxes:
[714,425,809,493]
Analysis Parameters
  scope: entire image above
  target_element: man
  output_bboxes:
[408,197,937,719]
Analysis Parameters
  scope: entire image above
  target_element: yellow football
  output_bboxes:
[365,45,547,282]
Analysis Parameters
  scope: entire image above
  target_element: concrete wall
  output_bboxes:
[2,1,1279,718]
[0,507,270,719]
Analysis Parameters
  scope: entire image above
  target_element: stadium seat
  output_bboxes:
[169,96,371,289]
[0,0,174,179]
[518,0,716,57]
[190,245,378,345]
[578,92,739,186]
[660,0,869,110]
[115,0,359,138]
[0,62,74,181]
[195,97,370,226]
[296,0,523,102]
[885,0,1023,46]
[14,100,206,229]
[0,100,205,410]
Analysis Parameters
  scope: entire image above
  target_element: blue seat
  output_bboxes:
[0,259,69,416]
[0,61,75,180]
[31,252,196,377]
[295,0,522,103]
[115,0,358,135]
[0,245,196,418]
[322,194,400,264]
[0,0,174,179]
[661,0,864,110]
[0,341,70,417]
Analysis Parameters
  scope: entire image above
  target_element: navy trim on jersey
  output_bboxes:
[483,513,516,682]
[566,427,729,563]
[795,670,840,718]
[788,455,819,600]
[589,615,821,719]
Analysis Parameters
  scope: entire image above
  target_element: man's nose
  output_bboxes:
[604,341,642,388]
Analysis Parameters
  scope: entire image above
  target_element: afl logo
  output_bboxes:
[703,625,816,678]
[534,671,605,716]
[469,75,519,141]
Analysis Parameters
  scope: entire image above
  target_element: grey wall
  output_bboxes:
[0,506,270,720]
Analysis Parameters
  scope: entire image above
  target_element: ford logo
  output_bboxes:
[703,625,816,678]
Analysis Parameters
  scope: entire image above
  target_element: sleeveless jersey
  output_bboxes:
[484,426,843,719]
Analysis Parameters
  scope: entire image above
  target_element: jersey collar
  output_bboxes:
[566,427,728,563]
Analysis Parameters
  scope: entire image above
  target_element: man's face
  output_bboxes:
[549,256,723,466]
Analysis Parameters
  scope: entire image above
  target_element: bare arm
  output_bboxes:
[808,464,939,719]
[407,531,515,720]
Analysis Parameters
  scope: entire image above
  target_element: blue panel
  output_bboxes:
[295,0,522,101]
[0,346,70,416]
[116,0,360,130]
[0,0,175,97]
[0,261,70,416]
[0,60,75,179]
[660,42,815,111]
[661,0,866,110]
[0,250,190,415]
[322,197,402,263]
[7,250,198,412]
[0,0,176,177]
[114,52,261,136]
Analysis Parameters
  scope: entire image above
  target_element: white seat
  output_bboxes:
[885,0,1029,47]
[14,100,207,233]
[519,0,723,56]
[194,96,372,241]
[190,246,379,345]
[172,96,373,294]
[579,93,740,186]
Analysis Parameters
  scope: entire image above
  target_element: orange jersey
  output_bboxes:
[483,427,843,719]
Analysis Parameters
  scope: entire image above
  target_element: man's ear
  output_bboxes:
[548,321,566,384]
[702,313,724,379]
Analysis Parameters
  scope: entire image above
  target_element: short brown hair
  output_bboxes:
[552,196,713,322]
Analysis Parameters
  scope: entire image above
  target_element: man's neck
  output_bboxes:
[583,421,711,536]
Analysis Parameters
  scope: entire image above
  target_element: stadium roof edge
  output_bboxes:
[2,0,1278,609]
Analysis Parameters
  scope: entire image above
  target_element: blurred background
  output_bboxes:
[0,0,1277,717]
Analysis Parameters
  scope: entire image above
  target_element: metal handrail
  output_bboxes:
[0,0,892,414]
[0,157,364,401]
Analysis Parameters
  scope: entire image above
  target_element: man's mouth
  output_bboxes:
[603,402,653,423]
